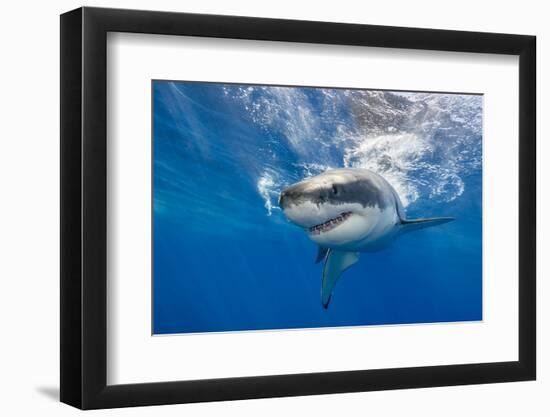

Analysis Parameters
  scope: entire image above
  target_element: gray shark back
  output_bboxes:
[324,168,399,211]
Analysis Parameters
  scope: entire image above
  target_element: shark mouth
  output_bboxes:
[308,212,352,235]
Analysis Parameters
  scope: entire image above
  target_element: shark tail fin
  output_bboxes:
[400,217,454,233]
[321,250,360,309]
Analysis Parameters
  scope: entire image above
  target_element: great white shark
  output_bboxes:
[279,168,453,308]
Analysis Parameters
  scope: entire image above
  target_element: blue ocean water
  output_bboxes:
[153,81,482,335]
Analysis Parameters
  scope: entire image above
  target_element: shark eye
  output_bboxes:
[332,184,338,195]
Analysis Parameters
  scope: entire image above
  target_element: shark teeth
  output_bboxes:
[309,212,352,235]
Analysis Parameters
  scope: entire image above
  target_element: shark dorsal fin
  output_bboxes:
[321,250,360,309]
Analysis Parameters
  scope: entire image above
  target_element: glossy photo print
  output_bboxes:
[152,81,483,335]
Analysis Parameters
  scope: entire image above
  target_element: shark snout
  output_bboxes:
[279,183,307,210]
[278,190,290,210]
[279,180,324,211]
[279,186,317,227]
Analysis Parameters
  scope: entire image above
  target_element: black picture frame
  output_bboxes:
[60,6,536,410]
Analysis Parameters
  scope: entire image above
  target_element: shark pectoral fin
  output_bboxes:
[315,246,329,264]
[400,217,454,233]
[321,250,360,309]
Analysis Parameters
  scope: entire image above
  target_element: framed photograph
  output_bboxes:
[60,7,536,409]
